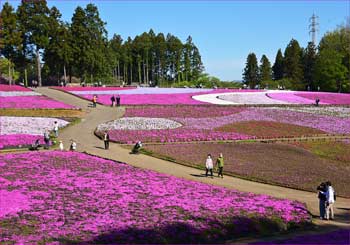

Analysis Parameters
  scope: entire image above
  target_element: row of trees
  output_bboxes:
[243,26,350,92]
[0,0,204,86]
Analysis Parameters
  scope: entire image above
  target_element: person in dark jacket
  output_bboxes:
[103,131,110,150]
[317,182,327,219]
[116,94,121,107]
[110,95,116,107]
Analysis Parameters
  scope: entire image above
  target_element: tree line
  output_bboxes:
[0,0,204,86]
[243,25,350,92]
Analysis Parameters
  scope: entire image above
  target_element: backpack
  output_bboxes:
[334,191,336,201]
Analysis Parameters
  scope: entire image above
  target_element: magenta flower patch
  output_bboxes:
[0,151,310,244]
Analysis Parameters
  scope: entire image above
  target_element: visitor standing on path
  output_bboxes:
[116,94,121,107]
[53,121,59,137]
[317,182,327,219]
[205,154,214,178]
[216,153,224,178]
[325,181,336,220]
[103,131,110,150]
[110,95,116,107]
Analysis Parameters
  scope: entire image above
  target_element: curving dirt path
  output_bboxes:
[35,87,350,230]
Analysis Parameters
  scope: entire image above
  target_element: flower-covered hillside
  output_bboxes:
[0,151,310,244]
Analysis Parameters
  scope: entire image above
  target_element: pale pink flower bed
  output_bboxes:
[52,86,137,92]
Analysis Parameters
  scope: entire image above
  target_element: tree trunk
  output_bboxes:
[142,61,146,84]
[63,65,67,84]
[8,61,12,85]
[130,63,133,85]
[117,61,120,84]
[24,68,28,87]
[138,61,142,84]
[36,48,42,86]
[146,58,149,84]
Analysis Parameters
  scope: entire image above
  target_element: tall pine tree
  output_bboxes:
[243,53,259,88]
[272,49,284,80]
[283,39,303,90]
[302,42,317,91]
[259,55,272,82]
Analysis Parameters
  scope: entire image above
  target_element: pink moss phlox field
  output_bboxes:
[81,93,209,105]
[296,92,350,105]
[0,151,310,244]
[124,106,245,118]
[267,92,350,105]
[0,84,31,92]
[0,135,44,149]
[252,229,350,244]
[175,108,350,134]
[76,89,257,105]
[0,96,77,109]
[108,128,251,144]
[107,106,350,143]
[0,190,31,218]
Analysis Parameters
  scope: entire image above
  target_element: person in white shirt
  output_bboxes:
[205,154,214,178]
[59,141,64,151]
[325,181,335,220]
[53,121,59,137]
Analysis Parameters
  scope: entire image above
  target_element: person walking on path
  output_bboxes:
[103,131,110,150]
[116,94,121,107]
[110,95,116,107]
[43,130,50,149]
[205,154,214,178]
[325,181,336,220]
[53,121,59,137]
[317,182,327,219]
[70,139,77,151]
[216,153,224,178]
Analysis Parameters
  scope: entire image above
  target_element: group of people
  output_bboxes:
[205,153,224,178]
[31,80,39,88]
[30,121,77,152]
[110,95,121,107]
[317,181,336,220]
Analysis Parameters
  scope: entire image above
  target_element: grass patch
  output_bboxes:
[288,140,350,163]
[0,108,85,118]
[216,121,326,138]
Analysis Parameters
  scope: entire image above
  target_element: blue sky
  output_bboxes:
[2,0,349,80]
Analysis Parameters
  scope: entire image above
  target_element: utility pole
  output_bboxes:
[309,13,319,45]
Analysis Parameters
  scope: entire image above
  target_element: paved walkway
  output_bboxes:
[35,87,350,230]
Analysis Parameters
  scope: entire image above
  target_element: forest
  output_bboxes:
[0,1,204,86]
[242,26,350,92]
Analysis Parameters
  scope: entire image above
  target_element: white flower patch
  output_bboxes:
[266,106,350,118]
[0,91,41,97]
[217,93,288,104]
[97,117,182,131]
[0,117,69,135]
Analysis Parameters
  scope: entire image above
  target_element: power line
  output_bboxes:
[309,13,319,45]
